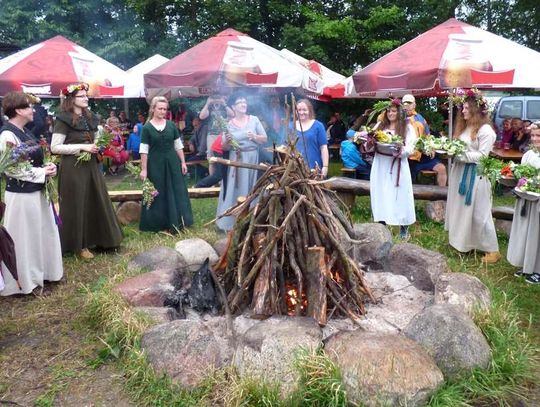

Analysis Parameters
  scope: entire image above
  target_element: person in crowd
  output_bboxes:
[499,118,512,143]
[186,116,209,179]
[137,112,145,124]
[0,91,63,295]
[258,117,281,164]
[139,96,193,232]
[118,111,132,133]
[513,119,531,152]
[51,82,123,259]
[194,131,228,188]
[103,116,129,174]
[25,97,48,139]
[326,112,347,145]
[174,102,195,135]
[369,99,417,240]
[402,94,447,186]
[127,123,142,160]
[507,122,540,284]
[43,114,54,145]
[266,95,286,144]
[342,129,371,179]
[199,94,234,177]
[444,91,500,263]
[216,94,267,231]
[295,99,329,177]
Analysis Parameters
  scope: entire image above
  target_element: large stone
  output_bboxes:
[351,223,393,271]
[403,304,491,380]
[234,316,322,395]
[141,317,235,389]
[116,201,141,225]
[128,246,186,274]
[114,269,174,307]
[134,306,175,325]
[386,243,449,292]
[360,272,433,333]
[325,331,444,406]
[434,273,491,316]
[213,238,229,257]
[425,200,446,223]
[175,238,219,271]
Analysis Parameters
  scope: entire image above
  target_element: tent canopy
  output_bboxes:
[347,18,540,98]
[0,35,127,98]
[144,28,340,100]
[125,54,169,98]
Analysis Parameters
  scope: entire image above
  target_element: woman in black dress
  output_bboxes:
[51,83,122,258]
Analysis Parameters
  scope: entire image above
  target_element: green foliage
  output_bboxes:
[288,347,348,407]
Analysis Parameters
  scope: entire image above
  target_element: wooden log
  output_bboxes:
[210,156,269,171]
[306,247,328,326]
[108,187,220,202]
[250,233,277,316]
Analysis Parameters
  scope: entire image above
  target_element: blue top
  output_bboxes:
[341,139,367,169]
[295,120,327,169]
[412,112,430,135]
[127,132,141,152]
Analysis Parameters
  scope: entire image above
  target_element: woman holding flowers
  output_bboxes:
[507,123,540,284]
[216,94,267,232]
[370,100,417,239]
[51,83,122,259]
[0,92,63,295]
[139,96,193,232]
[445,90,499,263]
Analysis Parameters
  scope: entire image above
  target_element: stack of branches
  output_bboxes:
[212,146,375,326]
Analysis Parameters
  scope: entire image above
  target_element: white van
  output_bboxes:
[493,96,540,132]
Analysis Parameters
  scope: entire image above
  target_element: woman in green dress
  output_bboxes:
[51,83,123,258]
[139,96,193,232]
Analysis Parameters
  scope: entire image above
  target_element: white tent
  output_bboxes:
[124,54,169,98]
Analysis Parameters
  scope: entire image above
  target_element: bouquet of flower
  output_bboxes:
[478,155,505,186]
[511,163,539,180]
[444,139,467,156]
[0,142,33,176]
[76,128,113,166]
[516,176,540,194]
[215,115,240,150]
[374,130,403,145]
[125,162,159,210]
[39,137,59,203]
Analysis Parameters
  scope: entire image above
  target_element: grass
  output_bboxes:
[1,167,539,406]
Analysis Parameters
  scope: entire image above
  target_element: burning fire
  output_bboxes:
[285,283,307,316]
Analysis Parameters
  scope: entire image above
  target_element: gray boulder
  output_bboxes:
[425,200,446,223]
[234,316,322,396]
[325,331,444,406]
[135,306,175,325]
[116,201,141,225]
[175,238,219,271]
[141,318,235,389]
[351,223,393,270]
[386,243,449,291]
[434,273,491,316]
[361,272,433,333]
[403,304,491,380]
[128,246,186,274]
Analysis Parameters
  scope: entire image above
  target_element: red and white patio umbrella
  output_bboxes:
[144,29,341,100]
[330,18,540,98]
[0,35,127,98]
[124,54,169,98]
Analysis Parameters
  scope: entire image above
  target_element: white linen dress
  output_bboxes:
[444,124,498,253]
[506,150,540,275]
[0,130,63,295]
[370,124,417,225]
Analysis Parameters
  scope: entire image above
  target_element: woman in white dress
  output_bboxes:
[507,123,540,284]
[445,93,500,263]
[370,100,417,239]
[0,92,63,295]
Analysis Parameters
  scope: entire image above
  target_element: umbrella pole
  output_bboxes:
[448,91,454,169]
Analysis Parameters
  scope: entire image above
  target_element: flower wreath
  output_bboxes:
[448,87,489,114]
[60,82,89,98]
[366,98,402,124]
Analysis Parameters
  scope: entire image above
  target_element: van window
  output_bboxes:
[527,101,540,120]
[499,100,523,118]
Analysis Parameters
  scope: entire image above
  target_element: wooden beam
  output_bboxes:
[108,187,220,202]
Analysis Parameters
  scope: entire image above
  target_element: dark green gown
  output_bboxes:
[139,121,193,232]
[54,112,123,254]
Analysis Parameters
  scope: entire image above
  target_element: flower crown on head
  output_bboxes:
[366,98,401,124]
[449,87,489,114]
[60,82,89,98]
